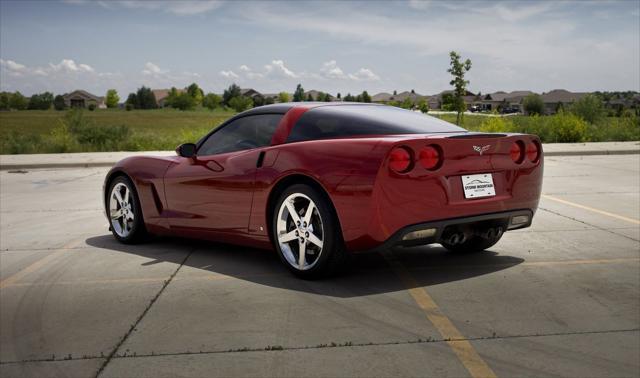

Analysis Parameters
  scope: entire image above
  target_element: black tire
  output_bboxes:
[107,176,148,244]
[272,184,350,279]
[441,233,503,253]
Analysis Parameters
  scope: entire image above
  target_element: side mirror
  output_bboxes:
[176,143,197,158]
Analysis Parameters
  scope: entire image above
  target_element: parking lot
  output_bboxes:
[1,155,639,378]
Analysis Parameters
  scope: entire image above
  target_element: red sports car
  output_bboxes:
[104,103,543,277]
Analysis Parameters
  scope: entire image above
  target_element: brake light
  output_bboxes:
[389,147,412,173]
[510,141,525,163]
[527,141,540,162]
[419,145,441,170]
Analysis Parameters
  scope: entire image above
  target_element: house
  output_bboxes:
[303,90,335,101]
[63,90,105,109]
[480,90,534,112]
[428,90,476,110]
[152,88,185,108]
[371,92,393,103]
[372,90,427,105]
[540,89,588,114]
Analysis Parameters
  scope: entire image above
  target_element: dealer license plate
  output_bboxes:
[462,173,496,199]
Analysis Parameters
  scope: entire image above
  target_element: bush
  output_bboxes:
[203,93,222,110]
[571,94,604,124]
[479,117,517,133]
[538,112,588,142]
[523,94,544,115]
[88,103,96,111]
[229,96,253,112]
[171,93,196,111]
[125,103,133,111]
[53,95,66,111]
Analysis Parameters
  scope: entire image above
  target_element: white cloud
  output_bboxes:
[320,60,346,79]
[68,0,223,15]
[264,60,298,79]
[239,65,250,72]
[220,70,239,79]
[348,68,380,81]
[142,61,166,75]
[49,59,94,73]
[408,0,432,11]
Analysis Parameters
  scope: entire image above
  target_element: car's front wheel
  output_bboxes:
[108,176,147,243]
[272,184,348,278]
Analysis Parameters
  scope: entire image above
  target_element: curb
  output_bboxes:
[1,149,638,170]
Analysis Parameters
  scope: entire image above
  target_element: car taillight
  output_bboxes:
[419,145,441,170]
[389,147,412,173]
[510,141,525,163]
[527,141,540,162]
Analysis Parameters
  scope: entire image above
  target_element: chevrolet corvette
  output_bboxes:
[104,103,543,277]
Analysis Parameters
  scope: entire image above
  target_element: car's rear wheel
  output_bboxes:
[272,184,348,278]
[108,176,147,243]
[441,233,503,253]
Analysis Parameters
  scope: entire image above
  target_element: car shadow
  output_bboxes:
[85,234,524,298]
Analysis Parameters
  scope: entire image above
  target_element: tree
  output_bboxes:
[28,92,54,110]
[306,93,314,101]
[571,94,605,124]
[393,90,397,96]
[223,83,241,106]
[0,92,10,110]
[278,92,290,103]
[316,91,326,102]
[361,91,371,103]
[229,96,253,112]
[253,95,265,107]
[203,93,222,110]
[447,51,472,125]
[53,95,66,111]
[164,87,179,108]
[343,93,354,102]
[9,92,28,110]
[186,83,204,105]
[293,84,305,102]
[134,86,157,109]
[337,93,341,100]
[171,92,196,111]
[355,94,363,102]
[105,89,119,108]
[125,93,139,109]
[418,99,429,113]
[265,97,275,105]
[523,94,544,115]
[411,89,415,94]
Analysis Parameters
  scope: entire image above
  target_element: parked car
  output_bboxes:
[103,103,543,278]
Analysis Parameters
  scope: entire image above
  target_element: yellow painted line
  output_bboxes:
[522,257,639,267]
[0,239,81,289]
[542,194,640,225]
[385,254,497,378]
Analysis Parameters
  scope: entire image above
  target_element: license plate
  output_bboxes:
[462,173,496,199]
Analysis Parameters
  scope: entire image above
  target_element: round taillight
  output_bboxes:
[419,146,441,170]
[510,141,525,163]
[527,141,540,162]
[389,147,412,173]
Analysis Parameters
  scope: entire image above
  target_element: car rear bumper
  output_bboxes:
[355,209,533,253]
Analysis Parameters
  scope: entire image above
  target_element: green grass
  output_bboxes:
[0,108,235,154]
[1,108,638,154]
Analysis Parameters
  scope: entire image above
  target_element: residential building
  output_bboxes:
[152,88,185,108]
[62,90,105,109]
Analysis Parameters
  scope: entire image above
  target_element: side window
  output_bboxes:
[198,114,283,156]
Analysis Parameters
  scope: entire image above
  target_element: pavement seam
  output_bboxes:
[93,248,194,378]
[539,207,640,242]
[2,328,638,366]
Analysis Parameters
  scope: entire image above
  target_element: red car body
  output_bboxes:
[104,103,543,253]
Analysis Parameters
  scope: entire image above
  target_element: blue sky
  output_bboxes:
[1,0,638,97]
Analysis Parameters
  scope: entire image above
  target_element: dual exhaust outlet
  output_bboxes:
[443,226,504,245]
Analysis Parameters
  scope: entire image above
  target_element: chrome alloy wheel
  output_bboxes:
[276,193,324,270]
[109,182,135,238]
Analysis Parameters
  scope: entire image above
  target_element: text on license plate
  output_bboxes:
[462,173,496,199]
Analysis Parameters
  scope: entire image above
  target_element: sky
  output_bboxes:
[0,0,638,97]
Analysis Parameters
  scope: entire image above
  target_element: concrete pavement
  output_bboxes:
[0,155,639,377]
[1,141,638,170]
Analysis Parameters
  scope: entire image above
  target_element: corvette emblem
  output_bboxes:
[473,145,491,155]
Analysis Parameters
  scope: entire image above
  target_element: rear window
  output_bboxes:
[286,105,465,143]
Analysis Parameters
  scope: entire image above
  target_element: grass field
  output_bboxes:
[1,108,638,154]
[0,109,235,154]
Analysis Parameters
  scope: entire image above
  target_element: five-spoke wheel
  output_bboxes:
[107,176,146,243]
[272,184,348,278]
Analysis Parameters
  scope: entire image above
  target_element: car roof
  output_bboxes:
[241,102,384,116]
